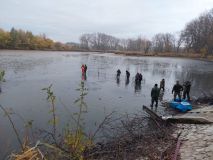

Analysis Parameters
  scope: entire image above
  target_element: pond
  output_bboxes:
[0,50,213,157]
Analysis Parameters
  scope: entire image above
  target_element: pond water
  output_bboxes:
[0,50,213,157]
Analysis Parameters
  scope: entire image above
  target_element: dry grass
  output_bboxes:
[207,55,213,61]
[10,146,44,160]
[113,51,213,61]
[84,111,177,160]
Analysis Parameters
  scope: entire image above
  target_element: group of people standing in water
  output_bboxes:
[116,69,192,108]
[116,69,143,92]
[81,66,191,108]
[151,80,191,107]
[117,69,143,84]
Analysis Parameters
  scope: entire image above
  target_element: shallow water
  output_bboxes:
[0,50,213,157]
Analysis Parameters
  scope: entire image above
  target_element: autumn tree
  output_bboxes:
[0,29,10,48]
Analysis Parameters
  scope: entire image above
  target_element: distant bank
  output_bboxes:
[1,49,213,62]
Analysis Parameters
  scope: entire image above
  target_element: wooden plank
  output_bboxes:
[143,105,213,124]
[167,116,213,124]
[142,105,165,123]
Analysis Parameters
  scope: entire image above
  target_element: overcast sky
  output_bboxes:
[0,0,213,42]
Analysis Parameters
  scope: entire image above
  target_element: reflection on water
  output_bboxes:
[116,76,120,86]
[74,79,88,130]
[125,78,130,87]
[134,81,142,93]
[82,73,87,81]
[0,50,213,157]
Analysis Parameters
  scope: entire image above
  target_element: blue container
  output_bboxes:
[170,99,192,112]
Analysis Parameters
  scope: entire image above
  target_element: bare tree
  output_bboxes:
[181,9,213,55]
[152,33,176,53]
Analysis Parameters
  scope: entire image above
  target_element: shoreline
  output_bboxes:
[1,49,213,62]
[172,104,213,160]
[113,51,213,62]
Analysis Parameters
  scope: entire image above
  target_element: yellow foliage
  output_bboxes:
[64,129,93,160]
[200,47,208,58]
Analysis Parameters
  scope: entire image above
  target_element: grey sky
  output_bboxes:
[0,0,213,42]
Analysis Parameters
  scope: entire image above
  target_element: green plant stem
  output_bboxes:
[51,98,56,138]
[0,105,24,151]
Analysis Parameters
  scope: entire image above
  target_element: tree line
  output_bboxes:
[180,9,213,55]
[0,28,74,50]
[80,8,213,55]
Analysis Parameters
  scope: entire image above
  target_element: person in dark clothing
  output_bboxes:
[160,79,165,91]
[125,70,130,86]
[84,64,87,73]
[117,69,121,77]
[135,73,140,83]
[116,69,121,86]
[135,73,142,83]
[172,81,183,101]
[183,81,191,101]
[138,73,142,82]
[151,84,160,107]
[126,70,130,79]
[159,89,164,102]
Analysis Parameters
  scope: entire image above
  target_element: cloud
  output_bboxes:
[0,0,213,42]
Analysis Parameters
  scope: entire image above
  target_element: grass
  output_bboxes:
[42,84,57,138]
[0,105,24,151]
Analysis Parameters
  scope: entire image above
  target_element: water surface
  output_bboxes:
[0,50,213,157]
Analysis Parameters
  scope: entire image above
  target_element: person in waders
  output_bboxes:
[160,79,165,91]
[172,81,183,101]
[81,64,85,74]
[183,81,191,101]
[151,84,160,107]
[84,64,87,74]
